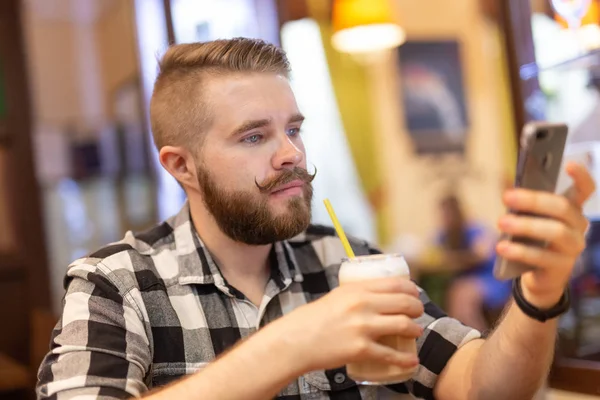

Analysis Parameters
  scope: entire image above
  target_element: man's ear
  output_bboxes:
[159,146,200,191]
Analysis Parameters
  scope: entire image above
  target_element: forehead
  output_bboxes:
[204,73,300,128]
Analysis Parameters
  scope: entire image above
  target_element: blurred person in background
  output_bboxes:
[437,194,511,331]
[36,38,595,400]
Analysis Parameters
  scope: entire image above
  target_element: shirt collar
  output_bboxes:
[170,203,304,286]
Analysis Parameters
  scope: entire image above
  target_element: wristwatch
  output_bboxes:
[512,277,571,323]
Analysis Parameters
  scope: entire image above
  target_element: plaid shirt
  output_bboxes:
[37,204,480,400]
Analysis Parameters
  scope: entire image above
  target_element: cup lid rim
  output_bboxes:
[341,253,404,263]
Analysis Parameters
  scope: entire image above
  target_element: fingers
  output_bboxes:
[358,340,420,369]
[503,161,595,233]
[566,162,596,207]
[496,240,572,270]
[369,315,424,338]
[360,277,420,298]
[503,189,588,232]
[369,293,424,318]
[498,214,585,255]
[344,279,422,317]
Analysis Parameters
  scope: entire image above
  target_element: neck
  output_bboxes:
[188,196,273,281]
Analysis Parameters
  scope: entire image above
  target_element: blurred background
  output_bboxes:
[0,0,600,398]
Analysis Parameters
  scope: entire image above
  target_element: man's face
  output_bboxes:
[195,73,314,245]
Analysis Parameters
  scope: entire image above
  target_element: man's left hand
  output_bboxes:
[496,162,596,309]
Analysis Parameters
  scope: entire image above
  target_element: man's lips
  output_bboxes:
[271,180,305,195]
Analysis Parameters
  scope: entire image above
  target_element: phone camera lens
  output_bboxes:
[536,130,548,140]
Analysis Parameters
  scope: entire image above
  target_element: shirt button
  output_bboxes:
[333,372,346,384]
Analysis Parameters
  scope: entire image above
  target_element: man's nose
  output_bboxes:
[272,136,303,170]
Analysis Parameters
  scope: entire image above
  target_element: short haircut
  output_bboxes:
[149,38,291,151]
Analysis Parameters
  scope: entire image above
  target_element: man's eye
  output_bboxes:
[243,134,262,144]
[287,128,301,137]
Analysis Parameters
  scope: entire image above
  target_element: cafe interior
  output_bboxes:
[1,0,600,398]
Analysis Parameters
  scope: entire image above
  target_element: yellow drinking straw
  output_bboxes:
[323,199,356,259]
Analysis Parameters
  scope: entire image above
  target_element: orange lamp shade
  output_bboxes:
[554,0,600,28]
[331,0,406,53]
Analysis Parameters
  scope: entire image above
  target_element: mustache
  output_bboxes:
[255,167,317,193]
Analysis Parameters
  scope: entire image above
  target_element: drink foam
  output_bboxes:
[339,254,410,282]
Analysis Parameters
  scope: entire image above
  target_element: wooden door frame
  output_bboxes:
[498,0,544,139]
[0,0,50,309]
[0,0,52,371]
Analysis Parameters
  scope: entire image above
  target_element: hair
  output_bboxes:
[439,193,467,250]
[149,38,291,151]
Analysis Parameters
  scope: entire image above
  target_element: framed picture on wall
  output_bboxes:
[397,40,469,154]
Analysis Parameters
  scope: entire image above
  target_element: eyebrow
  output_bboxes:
[231,119,272,137]
[289,113,305,124]
[230,113,306,137]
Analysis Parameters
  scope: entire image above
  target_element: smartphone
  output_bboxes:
[493,121,569,280]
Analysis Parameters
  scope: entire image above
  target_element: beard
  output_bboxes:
[197,165,315,245]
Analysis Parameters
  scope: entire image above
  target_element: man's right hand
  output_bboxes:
[267,277,425,374]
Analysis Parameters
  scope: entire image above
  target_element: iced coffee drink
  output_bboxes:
[338,254,418,385]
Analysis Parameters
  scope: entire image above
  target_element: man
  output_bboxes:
[37,38,595,400]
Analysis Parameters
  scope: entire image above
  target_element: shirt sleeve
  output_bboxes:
[404,289,481,399]
[36,264,151,400]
